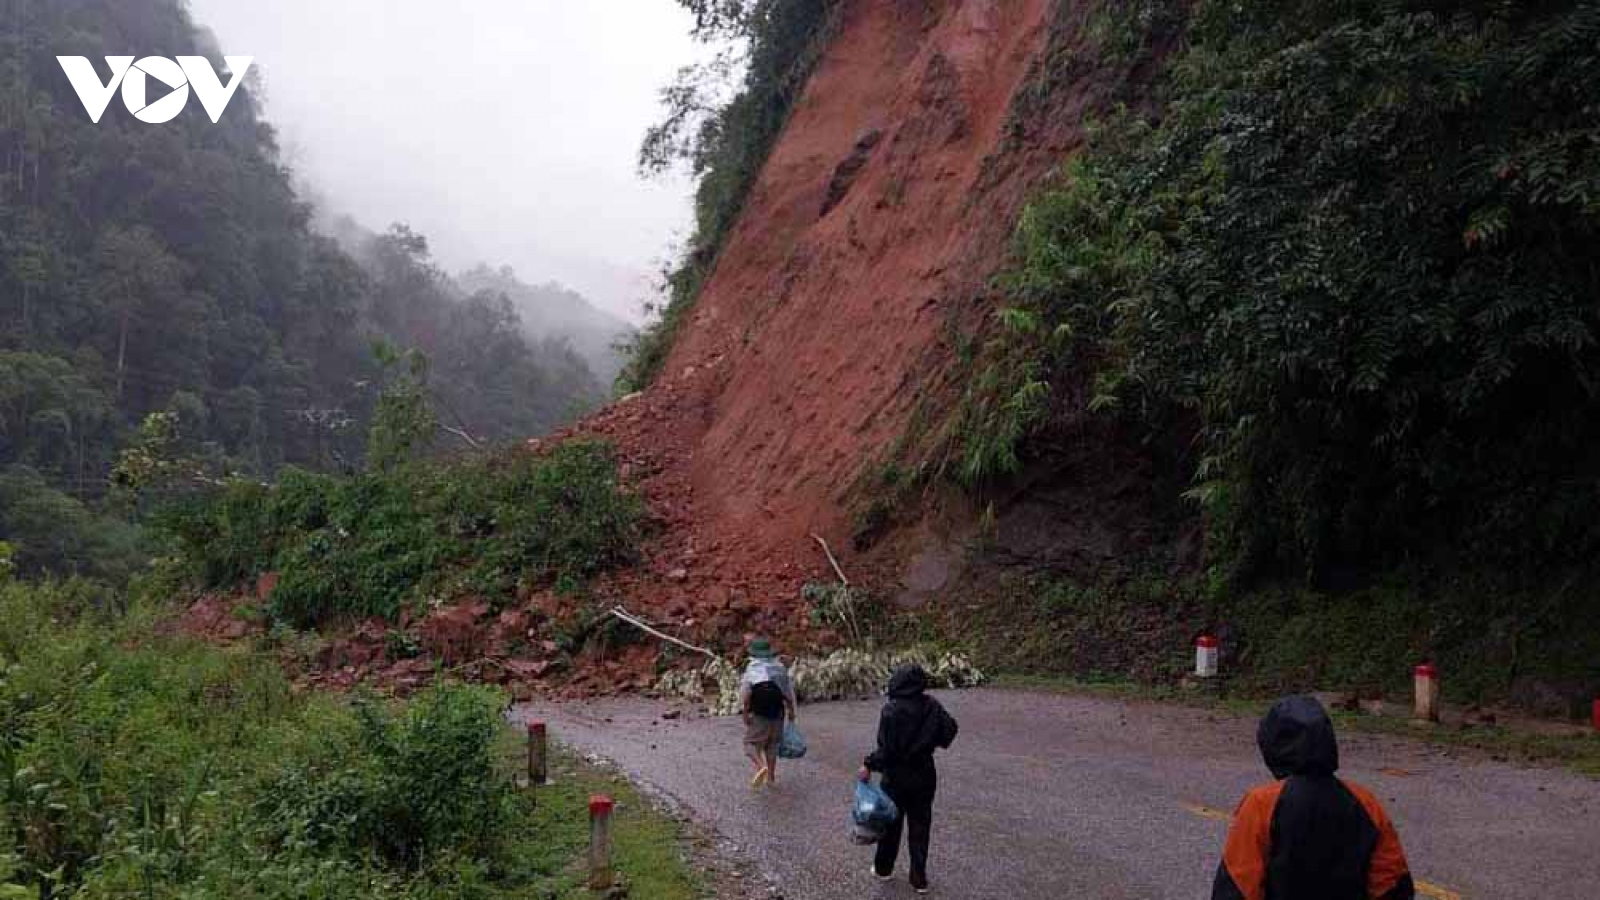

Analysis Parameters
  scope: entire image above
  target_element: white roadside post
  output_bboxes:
[1195,634,1220,679]
[1413,663,1440,723]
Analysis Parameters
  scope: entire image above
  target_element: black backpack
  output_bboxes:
[749,680,786,719]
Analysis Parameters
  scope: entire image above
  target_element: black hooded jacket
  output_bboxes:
[862,666,959,784]
[1212,696,1414,900]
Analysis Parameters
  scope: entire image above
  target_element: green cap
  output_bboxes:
[748,638,776,659]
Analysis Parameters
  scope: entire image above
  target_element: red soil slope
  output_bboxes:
[181,1,1119,696]
[562,0,1102,655]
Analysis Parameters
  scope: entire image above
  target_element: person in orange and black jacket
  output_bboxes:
[857,664,959,895]
[1212,695,1415,900]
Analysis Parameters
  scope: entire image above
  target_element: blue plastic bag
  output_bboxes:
[778,722,807,759]
[850,779,899,843]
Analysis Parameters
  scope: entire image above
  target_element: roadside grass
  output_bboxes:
[990,673,1600,778]
[513,745,704,900]
[0,577,704,898]
[932,567,1600,777]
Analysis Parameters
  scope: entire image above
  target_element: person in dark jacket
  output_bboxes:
[1212,695,1415,900]
[857,664,959,894]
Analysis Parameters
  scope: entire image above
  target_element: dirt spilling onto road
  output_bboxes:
[185,0,1131,696]
[548,0,1103,655]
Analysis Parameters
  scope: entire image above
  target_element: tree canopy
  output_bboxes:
[0,0,608,575]
[969,0,1600,584]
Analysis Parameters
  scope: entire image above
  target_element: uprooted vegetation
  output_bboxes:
[658,645,988,716]
[158,440,643,628]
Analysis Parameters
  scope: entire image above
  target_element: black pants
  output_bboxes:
[875,771,937,888]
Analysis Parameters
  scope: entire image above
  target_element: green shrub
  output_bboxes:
[951,568,1600,711]
[158,441,643,627]
[0,466,148,583]
[0,581,545,898]
[259,685,511,871]
[968,1,1600,582]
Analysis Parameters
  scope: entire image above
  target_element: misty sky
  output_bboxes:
[184,0,712,323]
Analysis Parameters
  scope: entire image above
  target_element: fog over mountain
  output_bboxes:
[316,211,635,391]
[185,0,709,326]
[455,266,634,388]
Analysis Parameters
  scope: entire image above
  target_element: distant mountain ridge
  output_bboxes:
[456,265,635,389]
[316,213,633,390]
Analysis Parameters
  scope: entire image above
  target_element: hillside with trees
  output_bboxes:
[456,265,635,389]
[602,0,1599,714]
[924,0,1600,704]
[0,0,606,578]
[0,6,1595,892]
[0,4,672,895]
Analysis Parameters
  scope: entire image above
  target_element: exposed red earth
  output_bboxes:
[548,0,1100,643]
[186,0,1117,695]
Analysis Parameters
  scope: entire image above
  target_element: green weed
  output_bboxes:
[0,581,702,898]
[156,441,643,627]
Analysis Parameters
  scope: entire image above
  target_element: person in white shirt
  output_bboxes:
[738,638,797,787]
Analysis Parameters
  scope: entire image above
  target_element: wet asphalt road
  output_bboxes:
[513,690,1600,899]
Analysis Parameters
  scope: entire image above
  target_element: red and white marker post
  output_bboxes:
[588,795,615,890]
[1413,663,1440,723]
[1195,635,1220,679]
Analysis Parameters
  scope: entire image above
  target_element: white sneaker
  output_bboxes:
[870,865,892,881]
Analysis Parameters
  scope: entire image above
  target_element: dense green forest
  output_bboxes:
[0,4,663,894]
[455,264,634,390]
[939,0,1600,703]
[0,0,606,579]
[969,0,1600,583]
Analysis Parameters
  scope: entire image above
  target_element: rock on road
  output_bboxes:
[514,690,1599,899]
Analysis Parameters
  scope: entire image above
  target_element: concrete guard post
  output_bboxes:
[527,720,549,788]
[1413,663,1440,723]
[589,794,616,890]
[1195,634,1220,679]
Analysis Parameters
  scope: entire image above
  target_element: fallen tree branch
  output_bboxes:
[609,606,719,659]
[437,422,483,449]
[442,657,505,677]
[811,534,850,587]
[810,534,863,645]
[431,384,487,450]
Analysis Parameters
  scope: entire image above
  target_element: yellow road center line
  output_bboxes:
[1417,881,1462,900]
[1181,802,1233,822]
[1181,802,1465,898]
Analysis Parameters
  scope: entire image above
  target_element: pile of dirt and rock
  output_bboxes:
[183,0,1141,697]
[542,0,1113,657]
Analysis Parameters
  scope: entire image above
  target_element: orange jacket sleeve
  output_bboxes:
[1211,782,1283,900]
[1349,783,1414,899]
